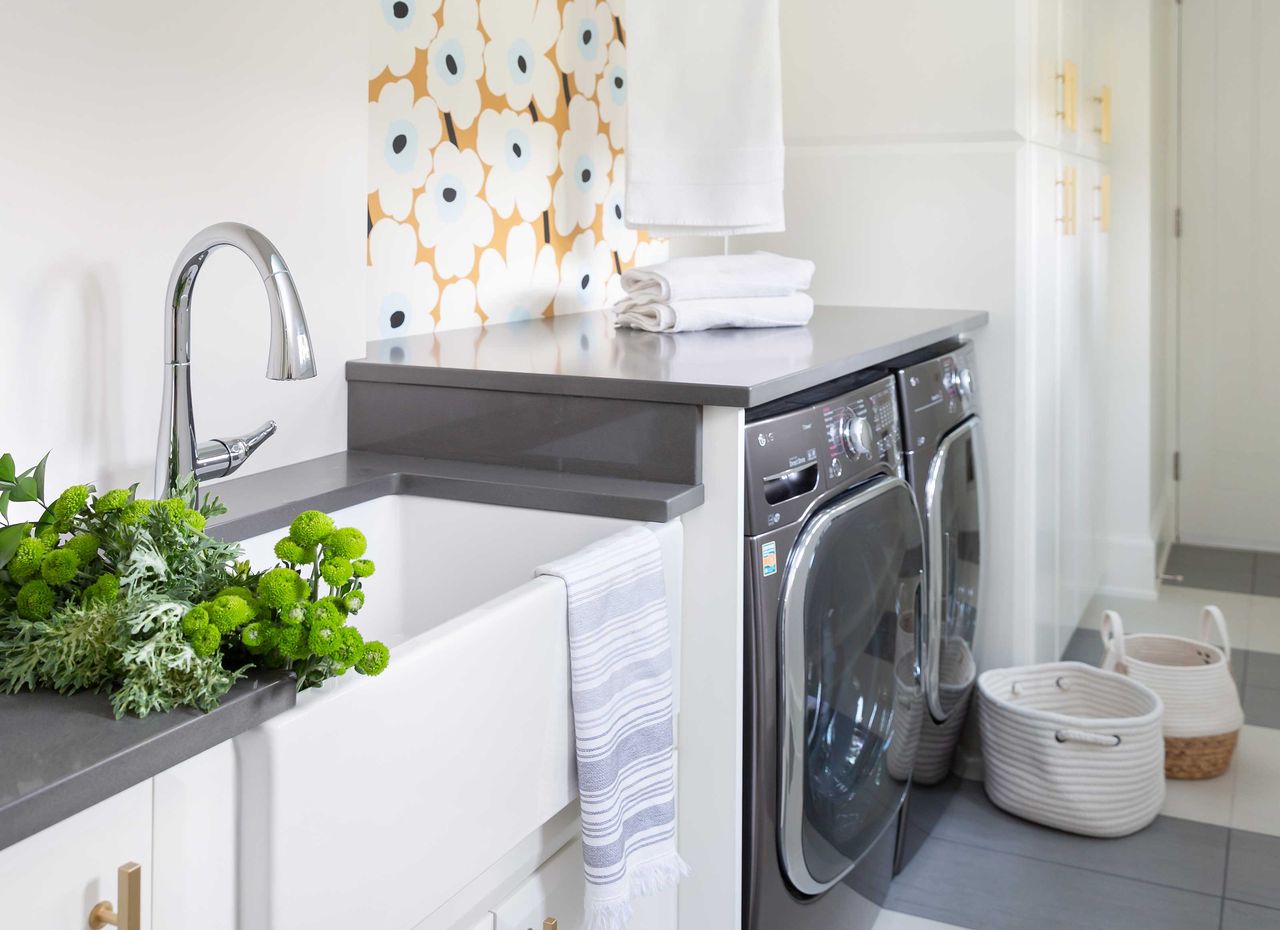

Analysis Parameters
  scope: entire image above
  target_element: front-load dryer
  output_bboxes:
[889,339,986,874]
[743,372,926,930]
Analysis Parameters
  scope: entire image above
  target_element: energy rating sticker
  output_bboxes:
[762,541,778,577]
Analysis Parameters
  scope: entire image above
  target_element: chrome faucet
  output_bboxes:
[155,222,317,498]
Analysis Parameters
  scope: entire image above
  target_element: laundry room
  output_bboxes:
[0,2,1273,929]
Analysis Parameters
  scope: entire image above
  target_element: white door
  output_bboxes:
[1178,0,1280,551]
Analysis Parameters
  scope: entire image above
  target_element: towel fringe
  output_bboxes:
[583,855,691,930]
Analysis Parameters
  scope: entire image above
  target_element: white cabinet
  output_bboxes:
[491,839,676,930]
[0,781,152,930]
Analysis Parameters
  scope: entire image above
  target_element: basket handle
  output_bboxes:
[1099,610,1127,671]
[1201,605,1231,663]
[1055,728,1122,747]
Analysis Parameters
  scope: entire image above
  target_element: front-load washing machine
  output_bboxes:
[743,372,926,930]
[889,339,986,873]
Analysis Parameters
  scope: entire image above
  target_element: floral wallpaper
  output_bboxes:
[367,0,666,339]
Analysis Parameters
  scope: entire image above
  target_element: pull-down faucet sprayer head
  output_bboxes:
[264,269,316,381]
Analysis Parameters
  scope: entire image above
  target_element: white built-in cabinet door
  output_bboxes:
[0,781,153,930]
[1028,143,1065,663]
[1031,0,1066,146]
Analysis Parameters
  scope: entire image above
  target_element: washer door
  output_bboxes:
[922,416,985,724]
[778,477,925,896]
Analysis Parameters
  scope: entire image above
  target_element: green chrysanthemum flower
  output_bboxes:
[274,624,310,661]
[331,626,365,667]
[307,598,342,626]
[208,594,252,633]
[289,510,335,548]
[182,509,207,532]
[190,623,221,657]
[16,580,55,619]
[216,586,261,619]
[119,500,154,526]
[324,527,367,560]
[281,603,308,626]
[154,498,187,523]
[351,559,376,578]
[52,485,91,528]
[40,548,80,586]
[343,589,365,614]
[8,537,47,583]
[240,621,275,653]
[274,537,307,564]
[66,533,101,562]
[93,488,131,513]
[308,612,343,656]
[356,640,390,676]
[319,556,353,586]
[36,528,61,549]
[85,572,119,605]
[181,605,210,636]
[257,567,306,609]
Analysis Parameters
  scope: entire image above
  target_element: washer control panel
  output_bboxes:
[898,341,979,455]
[745,375,903,536]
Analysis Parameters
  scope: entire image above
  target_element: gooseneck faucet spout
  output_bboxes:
[156,222,317,498]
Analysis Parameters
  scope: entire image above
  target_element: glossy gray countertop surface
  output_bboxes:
[0,673,294,852]
[347,305,989,407]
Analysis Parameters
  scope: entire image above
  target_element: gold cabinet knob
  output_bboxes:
[88,862,141,930]
[543,920,558,930]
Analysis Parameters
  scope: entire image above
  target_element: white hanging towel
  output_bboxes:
[624,0,785,235]
[621,252,815,302]
[611,293,814,333]
[536,527,689,930]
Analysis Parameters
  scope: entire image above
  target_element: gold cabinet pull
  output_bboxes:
[543,920,558,930]
[1056,60,1079,131]
[1094,174,1112,232]
[1056,167,1078,236]
[1092,85,1112,143]
[88,862,141,930]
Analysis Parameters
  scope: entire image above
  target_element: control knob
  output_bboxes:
[957,367,974,399]
[842,415,874,457]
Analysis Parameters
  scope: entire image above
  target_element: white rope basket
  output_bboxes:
[1100,607,1244,739]
[977,662,1165,837]
[887,640,977,784]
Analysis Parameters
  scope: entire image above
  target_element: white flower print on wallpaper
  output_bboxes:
[369,79,443,221]
[476,108,557,221]
[368,0,659,335]
[371,0,441,79]
[481,0,561,118]
[367,218,441,339]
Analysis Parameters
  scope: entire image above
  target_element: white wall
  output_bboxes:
[0,3,366,499]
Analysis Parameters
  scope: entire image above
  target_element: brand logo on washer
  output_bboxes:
[762,541,778,577]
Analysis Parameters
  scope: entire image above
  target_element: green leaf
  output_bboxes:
[33,452,49,501]
[0,490,9,520]
[10,477,39,503]
[0,522,30,569]
[0,454,14,483]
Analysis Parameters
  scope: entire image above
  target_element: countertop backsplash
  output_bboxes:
[367,0,666,340]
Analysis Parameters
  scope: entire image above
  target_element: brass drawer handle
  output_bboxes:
[543,920,558,930]
[88,862,141,930]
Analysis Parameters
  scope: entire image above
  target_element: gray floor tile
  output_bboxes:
[1243,685,1280,730]
[1167,544,1258,578]
[1245,650,1280,690]
[885,835,1225,930]
[1254,552,1280,577]
[1253,574,1280,597]
[924,779,1229,896]
[1226,829,1280,910]
[1165,568,1257,596]
[1223,899,1280,930]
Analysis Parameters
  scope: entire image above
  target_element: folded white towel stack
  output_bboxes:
[536,527,688,930]
[610,252,816,333]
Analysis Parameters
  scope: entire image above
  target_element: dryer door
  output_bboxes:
[922,416,985,724]
[778,477,925,896]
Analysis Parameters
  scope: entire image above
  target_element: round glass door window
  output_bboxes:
[778,478,925,895]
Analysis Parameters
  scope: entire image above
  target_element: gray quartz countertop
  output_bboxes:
[0,673,294,852]
[347,305,989,407]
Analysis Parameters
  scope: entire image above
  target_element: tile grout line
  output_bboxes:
[1218,830,1232,930]
[914,829,1230,901]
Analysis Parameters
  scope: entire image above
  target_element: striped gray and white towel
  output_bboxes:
[536,526,689,930]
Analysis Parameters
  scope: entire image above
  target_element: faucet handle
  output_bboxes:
[194,420,277,480]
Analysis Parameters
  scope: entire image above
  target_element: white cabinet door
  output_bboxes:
[0,781,152,930]
[1027,144,1065,663]
[1079,0,1116,160]
[491,839,676,930]
[1031,0,1065,146]
[152,741,238,930]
